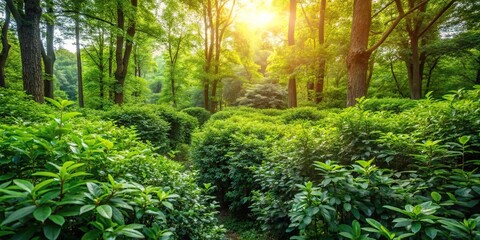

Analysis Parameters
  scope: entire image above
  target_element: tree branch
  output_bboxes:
[367,0,429,53]
[372,0,395,19]
[419,0,457,38]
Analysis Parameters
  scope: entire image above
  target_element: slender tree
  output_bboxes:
[287,0,297,108]
[346,0,427,106]
[315,0,326,103]
[5,0,44,102]
[114,0,138,105]
[41,0,55,99]
[0,4,11,88]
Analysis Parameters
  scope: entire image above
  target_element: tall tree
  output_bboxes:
[41,0,55,99]
[346,0,427,106]
[0,4,11,88]
[315,0,326,103]
[114,0,138,105]
[75,7,84,107]
[6,0,44,102]
[287,0,297,108]
[398,0,457,99]
[201,0,236,113]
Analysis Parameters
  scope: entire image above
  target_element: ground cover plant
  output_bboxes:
[192,86,480,239]
[0,91,225,239]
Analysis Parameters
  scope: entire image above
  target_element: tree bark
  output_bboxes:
[6,0,44,102]
[347,0,371,106]
[114,0,137,105]
[288,0,297,108]
[315,0,326,103]
[0,7,11,88]
[42,2,55,99]
[75,17,84,107]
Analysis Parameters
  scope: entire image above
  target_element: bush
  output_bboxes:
[152,105,199,150]
[0,88,51,124]
[0,99,226,239]
[362,97,419,113]
[102,105,171,153]
[236,83,287,109]
[181,107,211,126]
[281,107,328,124]
[192,117,283,213]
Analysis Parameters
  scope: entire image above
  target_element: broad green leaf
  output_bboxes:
[96,205,113,219]
[61,112,82,122]
[162,201,173,210]
[49,215,65,226]
[425,227,438,239]
[411,222,421,233]
[43,224,61,240]
[34,206,52,222]
[431,192,441,203]
[13,179,33,193]
[81,230,102,240]
[32,179,56,194]
[80,205,96,215]
[32,172,60,178]
[119,228,144,238]
[2,205,36,225]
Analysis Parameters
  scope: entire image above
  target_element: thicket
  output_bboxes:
[0,90,225,239]
[192,86,480,239]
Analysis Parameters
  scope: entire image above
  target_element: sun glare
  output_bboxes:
[237,2,276,28]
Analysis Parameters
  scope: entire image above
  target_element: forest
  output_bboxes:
[0,0,479,239]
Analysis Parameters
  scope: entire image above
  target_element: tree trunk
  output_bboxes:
[0,7,11,88]
[288,0,297,108]
[42,3,55,99]
[315,0,326,103]
[408,34,422,99]
[7,0,44,102]
[114,0,137,105]
[347,0,372,106]
[75,18,84,108]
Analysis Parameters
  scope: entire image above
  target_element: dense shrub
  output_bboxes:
[192,116,284,213]
[281,107,329,124]
[193,86,480,238]
[0,88,51,124]
[0,99,225,239]
[362,97,419,113]
[236,83,287,109]
[102,105,171,153]
[151,105,198,150]
[181,107,211,126]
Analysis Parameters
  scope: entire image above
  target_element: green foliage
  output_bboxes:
[102,105,171,153]
[361,98,419,113]
[193,87,480,238]
[0,98,225,239]
[0,88,52,124]
[192,116,283,213]
[181,107,211,126]
[236,83,287,109]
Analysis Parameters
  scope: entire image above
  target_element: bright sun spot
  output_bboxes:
[245,11,275,27]
[237,1,276,28]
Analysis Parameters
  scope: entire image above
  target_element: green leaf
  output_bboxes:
[119,228,144,238]
[1,205,36,225]
[13,179,34,193]
[162,201,173,210]
[32,179,56,194]
[431,192,441,203]
[43,224,61,240]
[344,203,352,212]
[49,215,65,226]
[34,206,52,222]
[458,135,470,145]
[33,172,60,178]
[425,227,438,239]
[411,222,422,233]
[61,112,82,122]
[81,230,102,240]
[80,205,96,215]
[96,205,113,219]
